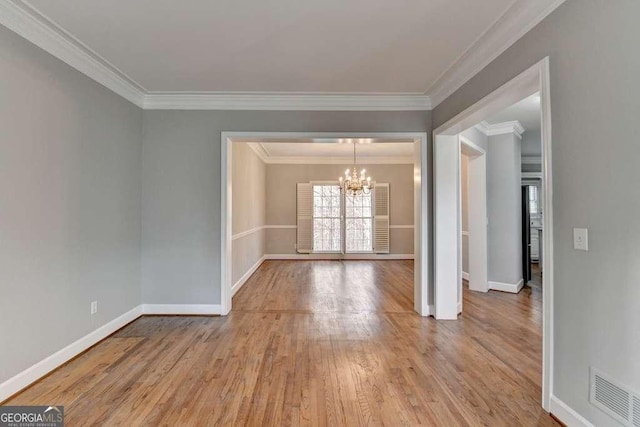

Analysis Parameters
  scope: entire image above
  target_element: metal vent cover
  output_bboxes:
[590,367,640,426]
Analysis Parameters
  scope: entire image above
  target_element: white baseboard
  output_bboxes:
[232,256,266,296]
[550,395,594,427]
[264,253,414,260]
[489,278,524,293]
[462,271,469,281]
[427,304,435,317]
[0,305,143,403]
[142,304,222,315]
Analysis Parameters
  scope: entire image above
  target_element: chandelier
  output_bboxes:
[339,142,372,196]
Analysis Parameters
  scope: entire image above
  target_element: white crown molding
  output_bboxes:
[246,143,270,163]
[1,1,431,111]
[263,156,414,165]
[0,0,146,107]
[475,120,524,139]
[246,142,413,164]
[142,92,432,111]
[2,0,566,111]
[474,121,491,135]
[427,0,567,107]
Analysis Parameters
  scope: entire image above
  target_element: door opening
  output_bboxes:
[433,58,553,410]
[221,132,430,317]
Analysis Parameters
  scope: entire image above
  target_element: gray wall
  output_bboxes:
[141,111,431,305]
[521,129,541,157]
[231,143,266,284]
[521,130,542,173]
[433,0,640,424]
[0,26,142,384]
[487,133,522,285]
[265,163,414,255]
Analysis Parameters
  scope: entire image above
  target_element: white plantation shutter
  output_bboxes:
[296,183,313,253]
[373,183,390,253]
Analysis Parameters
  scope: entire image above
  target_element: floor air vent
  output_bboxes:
[590,368,640,426]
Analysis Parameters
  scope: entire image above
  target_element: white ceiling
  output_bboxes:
[248,141,414,164]
[25,0,515,93]
[485,92,541,132]
[1,0,566,108]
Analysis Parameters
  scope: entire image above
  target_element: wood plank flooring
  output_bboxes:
[5,260,558,426]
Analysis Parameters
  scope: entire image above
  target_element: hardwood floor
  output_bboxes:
[5,260,558,426]
[528,262,543,289]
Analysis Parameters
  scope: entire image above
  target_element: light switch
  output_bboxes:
[573,228,588,251]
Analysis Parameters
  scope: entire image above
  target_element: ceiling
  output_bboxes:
[25,0,514,93]
[1,0,566,108]
[247,140,414,164]
[485,92,541,132]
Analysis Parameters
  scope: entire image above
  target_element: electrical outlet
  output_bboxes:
[91,301,98,315]
[573,228,588,251]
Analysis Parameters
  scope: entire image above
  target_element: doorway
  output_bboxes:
[460,136,488,300]
[221,132,429,317]
[433,58,553,410]
[522,180,543,288]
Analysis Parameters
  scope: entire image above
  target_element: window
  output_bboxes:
[312,185,342,252]
[345,192,373,252]
[300,182,388,254]
[311,184,374,253]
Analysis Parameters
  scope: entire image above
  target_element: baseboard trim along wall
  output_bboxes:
[0,302,227,402]
[232,255,267,296]
[0,305,143,403]
[265,253,415,260]
[141,304,223,315]
[550,395,594,427]
[488,278,524,293]
[462,271,470,281]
